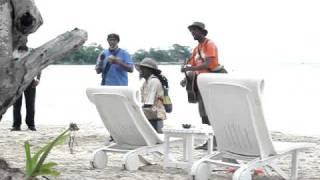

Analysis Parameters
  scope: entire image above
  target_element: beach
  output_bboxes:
[0,121,319,180]
[1,65,320,179]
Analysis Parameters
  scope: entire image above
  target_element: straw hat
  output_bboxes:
[188,22,208,36]
[135,57,161,73]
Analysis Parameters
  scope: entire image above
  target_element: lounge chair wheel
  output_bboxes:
[90,150,108,169]
[194,162,210,180]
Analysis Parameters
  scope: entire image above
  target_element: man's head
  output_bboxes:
[188,22,208,40]
[107,33,120,50]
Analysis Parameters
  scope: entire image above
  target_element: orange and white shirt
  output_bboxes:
[189,38,219,74]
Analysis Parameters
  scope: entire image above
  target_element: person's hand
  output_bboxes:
[181,64,192,72]
[108,55,120,64]
[110,58,120,64]
[181,65,186,72]
[96,55,104,74]
[32,79,39,88]
[100,54,105,60]
[95,65,102,74]
[180,78,186,87]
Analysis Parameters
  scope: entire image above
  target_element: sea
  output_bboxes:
[2,63,320,137]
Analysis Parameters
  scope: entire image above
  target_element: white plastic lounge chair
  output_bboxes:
[86,86,178,171]
[190,74,314,180]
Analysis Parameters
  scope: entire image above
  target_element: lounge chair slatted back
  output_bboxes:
[87,86,163,148]
[191,74,314,180]
[198,74,276,158]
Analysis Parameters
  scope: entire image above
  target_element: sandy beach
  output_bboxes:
[0,121,319,180]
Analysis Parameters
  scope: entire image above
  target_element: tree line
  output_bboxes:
[55,43,192,65]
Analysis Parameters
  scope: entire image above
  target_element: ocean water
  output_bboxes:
[2,63,320,137]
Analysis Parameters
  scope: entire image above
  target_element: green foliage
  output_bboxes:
[133,44,191,63]
[57,43,191,65]
[133,49,149,63]
[56,43,103,65]
[169,44,192,62]
[24,125,77,179]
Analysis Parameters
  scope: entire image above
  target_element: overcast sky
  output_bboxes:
[29,0,320,64]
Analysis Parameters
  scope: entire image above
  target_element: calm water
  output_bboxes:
[2,64,320,137]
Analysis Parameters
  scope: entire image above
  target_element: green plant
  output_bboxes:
[24,123,79,179]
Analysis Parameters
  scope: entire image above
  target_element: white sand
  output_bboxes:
[0,121,319,180]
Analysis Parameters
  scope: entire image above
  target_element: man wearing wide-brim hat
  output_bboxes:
[181,21,228,150]
[135,57,166,133]
[188,22,208,36]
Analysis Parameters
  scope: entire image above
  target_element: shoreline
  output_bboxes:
[0,121,319,179]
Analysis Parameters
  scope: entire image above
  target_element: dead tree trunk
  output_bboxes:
[0,0,87,177]
[0,0,13,63]
[11,0,43,50]
[0,0,88,117]
[0,28,88,116]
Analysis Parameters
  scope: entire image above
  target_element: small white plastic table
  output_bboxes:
[162,125,213,170]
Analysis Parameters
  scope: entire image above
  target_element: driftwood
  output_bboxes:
[0,0,87,177]
[11,0,43,50]
[0,0,88,118]
[0,28,88,116]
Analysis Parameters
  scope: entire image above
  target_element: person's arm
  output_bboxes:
[111,59,133,72]
[36,72,41,80]
[182,41,217,72]
[181,49,209,72]
[182,57,213,72]
[109,51,133,72]
[32,72,41,87]
[95,52,105,74]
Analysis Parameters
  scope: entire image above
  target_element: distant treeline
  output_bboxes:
[56,43,192,65]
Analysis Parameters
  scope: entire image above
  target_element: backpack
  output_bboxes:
[155,74,172,113]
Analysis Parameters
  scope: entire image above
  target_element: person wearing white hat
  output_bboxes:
[135,57,167,133]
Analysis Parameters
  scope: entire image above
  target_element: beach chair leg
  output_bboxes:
[290,150,298,180]
[268,163,289,179]
[164,134,171,168]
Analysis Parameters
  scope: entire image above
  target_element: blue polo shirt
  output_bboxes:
[99,48,133,86]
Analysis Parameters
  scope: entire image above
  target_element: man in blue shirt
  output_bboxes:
[95,33,133,85]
